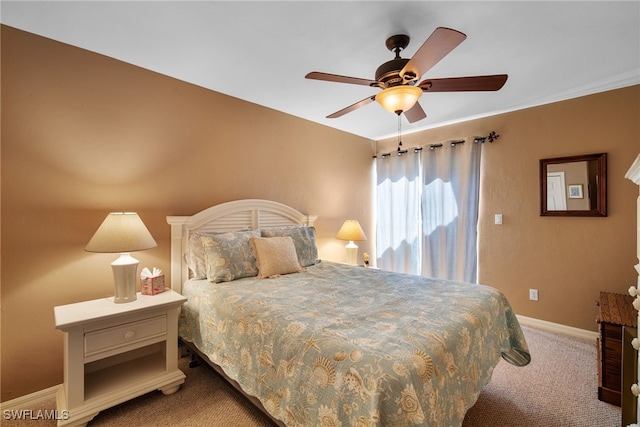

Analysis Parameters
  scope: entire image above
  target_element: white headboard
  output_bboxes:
[166,199,318,294]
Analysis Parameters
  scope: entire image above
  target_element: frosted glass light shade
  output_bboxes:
[376,85,422,113]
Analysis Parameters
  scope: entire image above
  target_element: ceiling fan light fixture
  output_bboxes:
[376,85,422,114]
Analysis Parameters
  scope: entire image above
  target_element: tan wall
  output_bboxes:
[0,26,375,401]
[377,85,640,333]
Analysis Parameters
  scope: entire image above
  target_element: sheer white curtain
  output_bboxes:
[375,153,421,275]
[421,142,481,283]
[376,142,482,282]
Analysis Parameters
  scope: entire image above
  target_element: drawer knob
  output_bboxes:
[632,383,640,397]
[125,331,136,340]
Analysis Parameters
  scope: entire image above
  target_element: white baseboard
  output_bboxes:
[0,384,60,411]
[517,314,598,342]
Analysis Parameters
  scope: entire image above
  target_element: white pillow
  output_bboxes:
[250,237,303,278]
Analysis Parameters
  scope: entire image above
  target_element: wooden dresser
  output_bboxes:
[597,291,637,406]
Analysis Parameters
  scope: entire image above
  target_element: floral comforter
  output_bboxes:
[179,261,530,427]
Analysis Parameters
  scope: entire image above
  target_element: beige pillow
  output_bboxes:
[250,237,303,278]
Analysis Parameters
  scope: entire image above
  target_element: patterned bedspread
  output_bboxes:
[179,261,530,427]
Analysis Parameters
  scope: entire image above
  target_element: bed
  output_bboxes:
[167,199,530,427]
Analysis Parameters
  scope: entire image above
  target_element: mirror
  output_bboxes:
[540,153,607,217]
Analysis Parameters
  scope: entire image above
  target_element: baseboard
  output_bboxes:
[0,384,60,411]
[517,314,598,342]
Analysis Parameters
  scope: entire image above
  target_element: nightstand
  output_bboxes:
[596,291,637,406]
[54,290,187,427]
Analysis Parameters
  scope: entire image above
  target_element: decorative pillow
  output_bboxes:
[185,232,218,279]
[260,226,319,267]
[250,237,303,278]
[200,230,260,283]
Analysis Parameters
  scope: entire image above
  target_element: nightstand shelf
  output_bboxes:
[54,290,186,427]
[84,345,165,400]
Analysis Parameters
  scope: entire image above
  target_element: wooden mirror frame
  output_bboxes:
[540,153,607,217]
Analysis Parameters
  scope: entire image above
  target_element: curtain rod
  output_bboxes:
[374,131,500,159]
[377,147,422,158]
[473,131,500,144]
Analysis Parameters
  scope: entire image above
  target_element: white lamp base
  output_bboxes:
[111,253,139,303]
[345,241,359,265]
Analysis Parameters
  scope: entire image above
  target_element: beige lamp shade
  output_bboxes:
[85,212,157,304]
[376,85,422,114]
[336,220,366,266]
[336,220,367,241]
[85,212,157,253]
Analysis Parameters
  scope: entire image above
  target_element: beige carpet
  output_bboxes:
[2,326,621,427]
[462,326,620,427]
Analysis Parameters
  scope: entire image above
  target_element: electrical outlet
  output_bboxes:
[529,289,539,301]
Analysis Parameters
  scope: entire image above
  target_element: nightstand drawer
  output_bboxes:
[85,315,167,361]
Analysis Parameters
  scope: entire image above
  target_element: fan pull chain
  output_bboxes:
[397,113,403,153]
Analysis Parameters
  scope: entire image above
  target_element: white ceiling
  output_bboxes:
[2,1,639,140]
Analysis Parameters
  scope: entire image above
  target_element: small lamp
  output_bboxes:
[376,85,422,114]
[85,212,157,303]
[336,220,367,265]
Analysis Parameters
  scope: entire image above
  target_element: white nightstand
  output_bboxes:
[54,290,187,427]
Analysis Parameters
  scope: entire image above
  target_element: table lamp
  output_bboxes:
[336,220,367,265]
[85,212,157,303]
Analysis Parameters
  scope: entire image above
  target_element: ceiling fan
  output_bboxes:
[305,27,508,123]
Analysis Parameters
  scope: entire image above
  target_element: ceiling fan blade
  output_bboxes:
[404,103,427,123]
[306,71,378,87]
[419,74,508,92]
[400,27,467,82]
[326,95,377,119]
